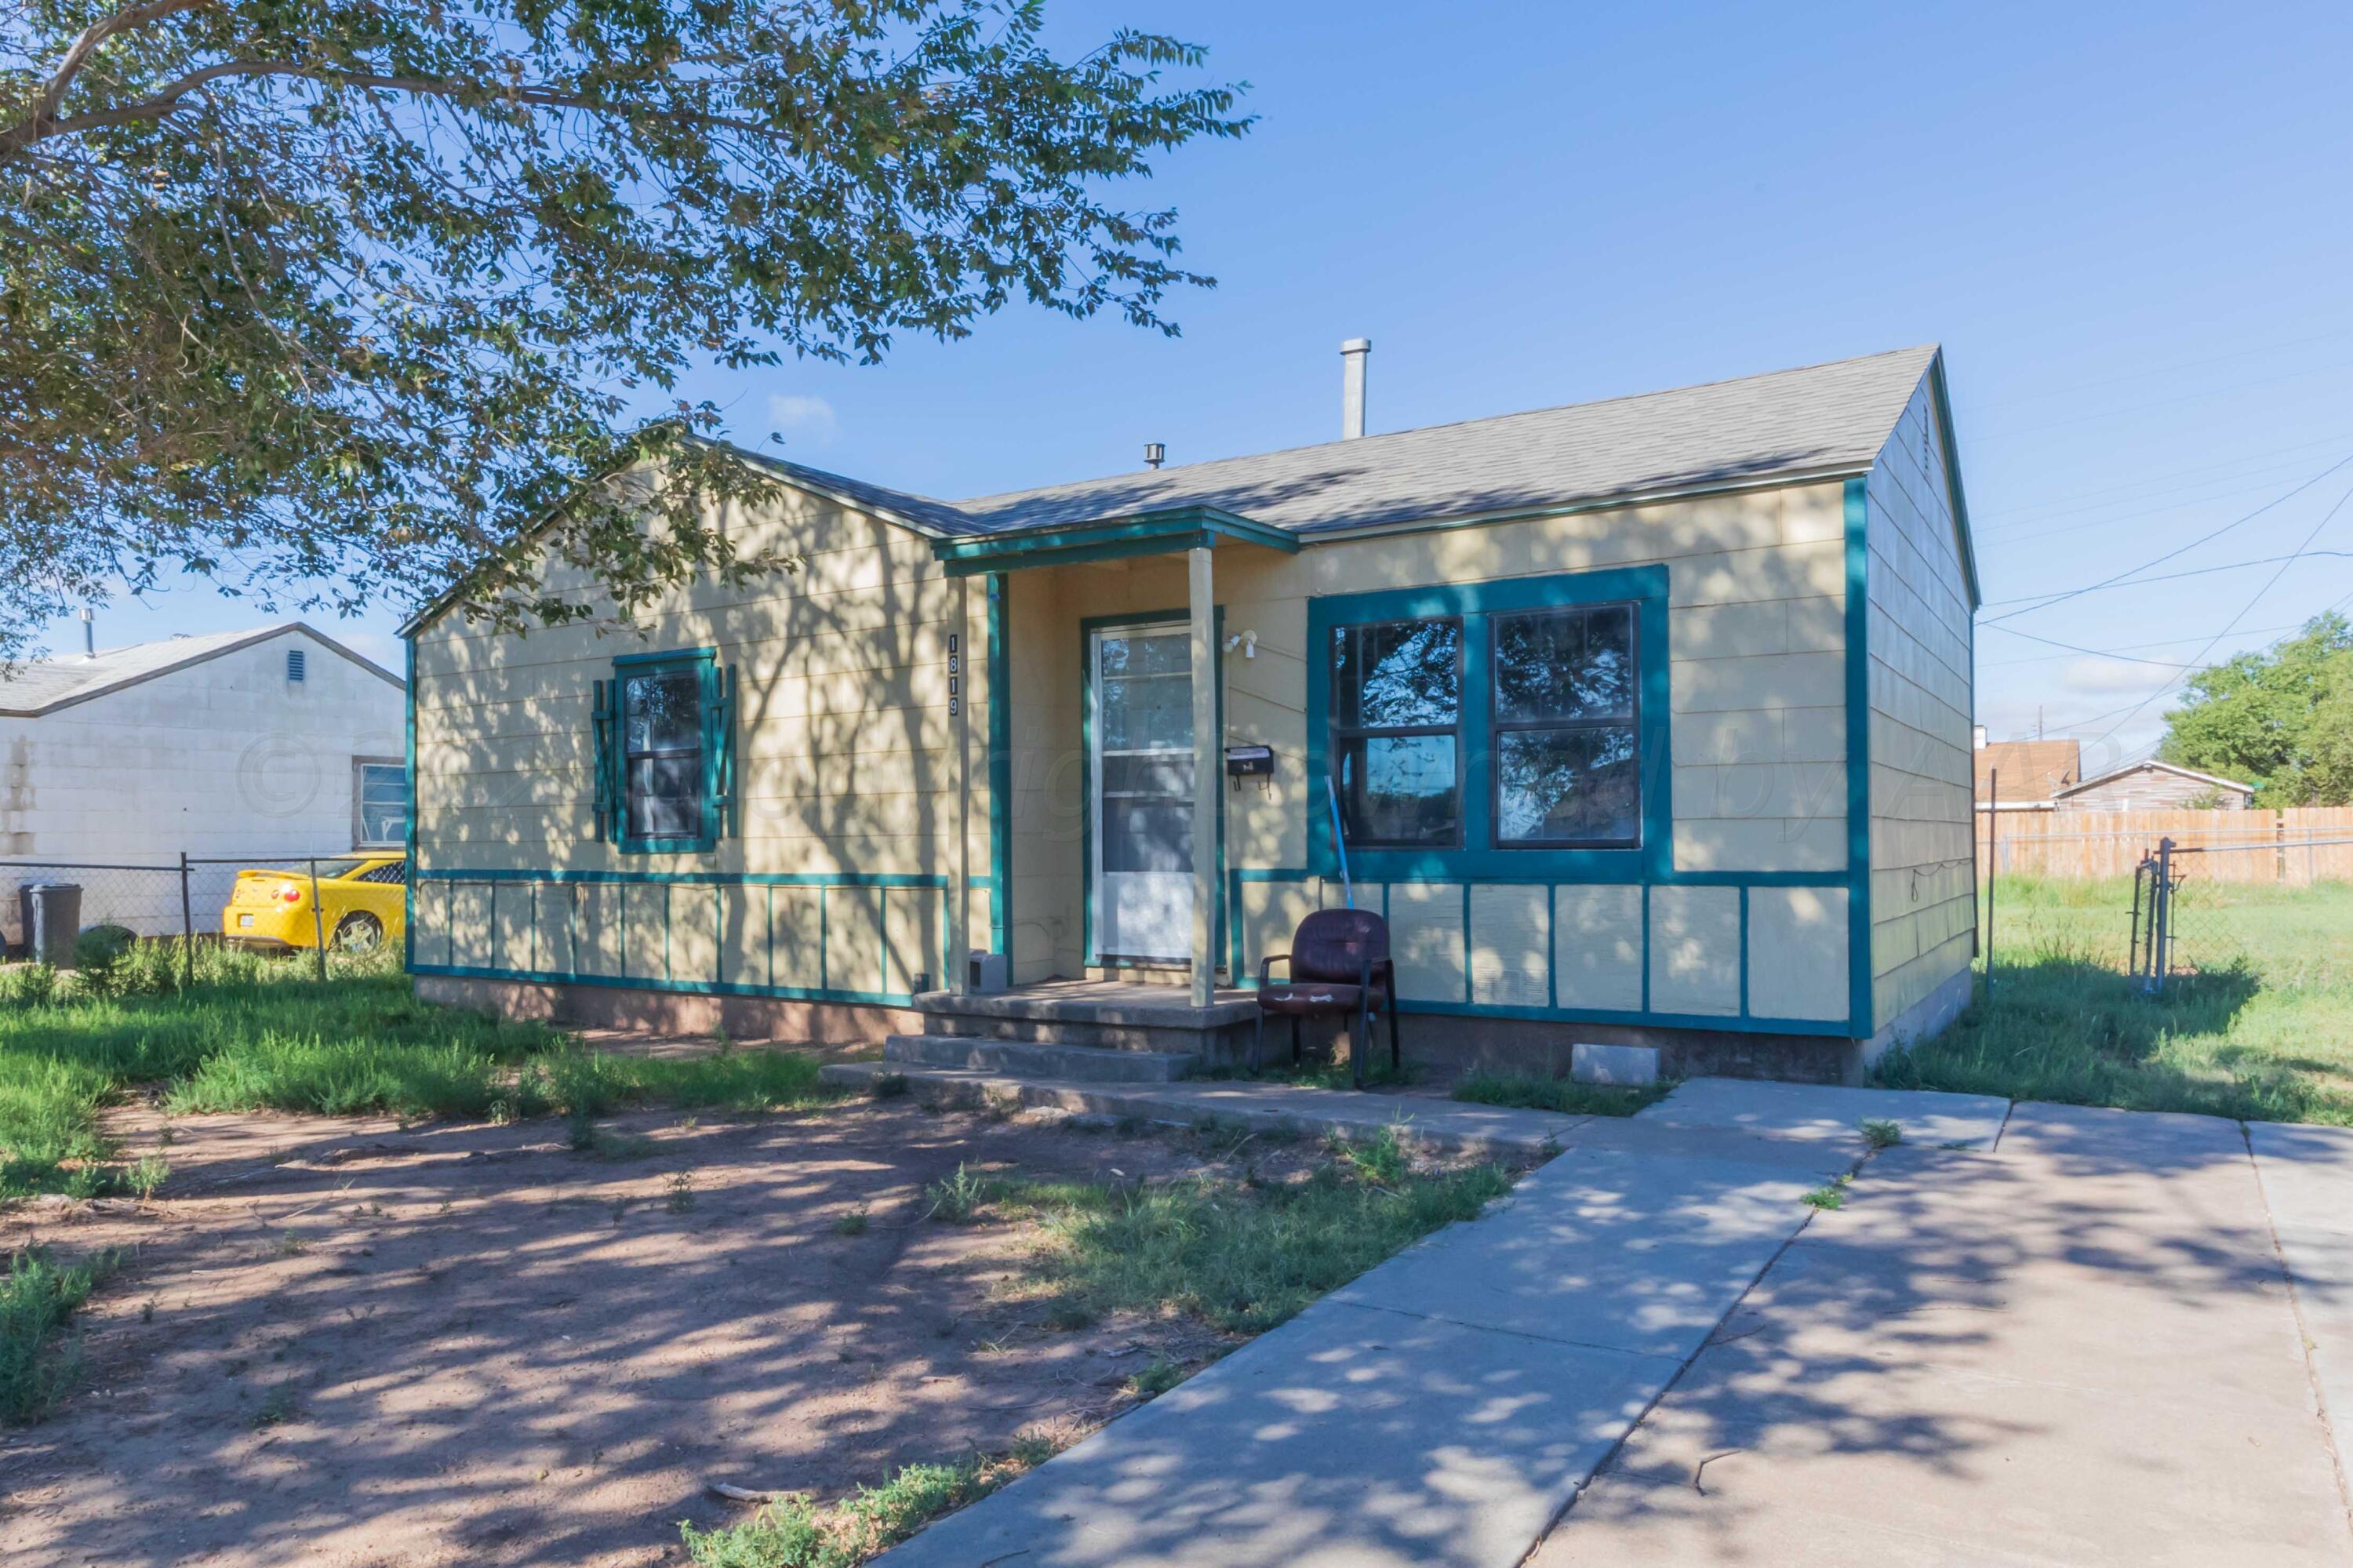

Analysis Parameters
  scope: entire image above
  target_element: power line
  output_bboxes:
[1980,549,2353,607]
[1977,624,2211,669]
[1977,618,2313,668]
[2078,476,2353,756]
[1980,448,2353,623]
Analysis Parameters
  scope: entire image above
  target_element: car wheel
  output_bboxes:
[333,912,384,953]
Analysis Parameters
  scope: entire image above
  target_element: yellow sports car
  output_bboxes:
[222,856,406,953]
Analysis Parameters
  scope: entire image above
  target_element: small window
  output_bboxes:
[1329,617,1463,847]
[1493,604,1639,847]
[623,664,707,842]
[353,761,407,847]
[285,649,307,682]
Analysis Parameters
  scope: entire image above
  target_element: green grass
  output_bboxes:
[1,1249,114,1425]
[981,1154,1516,1334]
[681,1442,1054,1568]
[1450,1071,1669,1118]
[1874,877,2353,1125]
[0,952,836,1201]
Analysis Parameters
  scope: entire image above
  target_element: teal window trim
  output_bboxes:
[935,507,1299,578]
[1844,478,1875,1037]
[1079,606,1224,973]
[1306,566,1671,885]
[609,646,724,855]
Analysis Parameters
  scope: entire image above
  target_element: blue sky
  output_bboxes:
[50,1,2353,771]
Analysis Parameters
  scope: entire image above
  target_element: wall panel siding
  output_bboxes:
[670,882,721,986]
[1388,882,1468,1002]
[620,882,667,980]
[1553,885,1644,1013]
[1865,376,1977,1030]
[449,882,493,968]
[1746,886,1849,1021]
[1468,885,1550,1008]
[1239,879,1319,984]
[824,887,886,995]
[410,479,996,949]
[1647,886,1740,1016]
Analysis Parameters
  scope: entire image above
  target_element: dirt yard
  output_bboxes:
[0,1094,1318,1568]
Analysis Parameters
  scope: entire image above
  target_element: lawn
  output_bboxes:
[0,949,1529,1566]
[0,945,834,1203]
[1874,876,2353,1125]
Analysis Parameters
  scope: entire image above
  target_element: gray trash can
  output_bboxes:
[17,883,82,967]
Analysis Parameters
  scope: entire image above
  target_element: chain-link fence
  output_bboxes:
[0,851,398,982]
[2124,834,2353,994]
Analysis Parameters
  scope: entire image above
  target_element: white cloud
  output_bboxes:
[764,394,838,446]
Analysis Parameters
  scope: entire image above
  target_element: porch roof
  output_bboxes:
[930,504,1300,577]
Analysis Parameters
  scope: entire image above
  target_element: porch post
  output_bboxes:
[1187,545,1217,1008]
[947,574,971,995]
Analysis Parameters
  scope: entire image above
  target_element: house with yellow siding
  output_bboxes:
[401,344,1979,1084]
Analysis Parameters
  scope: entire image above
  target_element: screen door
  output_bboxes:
[1090,626,1195,963]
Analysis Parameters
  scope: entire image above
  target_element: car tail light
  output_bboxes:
[278,884,302,904]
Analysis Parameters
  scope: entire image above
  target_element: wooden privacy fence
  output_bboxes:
[1977,808,2353,882]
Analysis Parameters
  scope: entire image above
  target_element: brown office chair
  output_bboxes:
[1253,908,1401,1088]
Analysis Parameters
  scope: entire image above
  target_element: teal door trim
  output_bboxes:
[1080,606,1225,972]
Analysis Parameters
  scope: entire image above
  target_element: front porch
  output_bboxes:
[937,504,1307,1010]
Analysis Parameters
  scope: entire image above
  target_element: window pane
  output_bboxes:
[627,755,703,837]
[1101,753,1194,798]
[1103,801,1192,873]
[1099,672,1192,752]
[1497,726,1640,845]
[1333,620,1460,729]
[1495,606,1634,722]
[1337,734,1459,846]
[624,671,702,752]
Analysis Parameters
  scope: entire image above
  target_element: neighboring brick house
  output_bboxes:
[1973,735,2080,809]
[2054,760,2254,812]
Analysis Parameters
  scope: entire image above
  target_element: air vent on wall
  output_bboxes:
[286,649,307,682]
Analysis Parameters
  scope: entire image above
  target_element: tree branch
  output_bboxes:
[3,0,216,151]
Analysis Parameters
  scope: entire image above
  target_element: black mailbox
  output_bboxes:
[1224,744,1274,786]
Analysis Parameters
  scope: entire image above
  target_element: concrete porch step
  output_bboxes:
[882,1034,1200,1083]
[911,981,1260,1060]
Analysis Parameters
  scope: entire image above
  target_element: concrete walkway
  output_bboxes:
[876,1078,2009,1568]
[1531,1104,2353,1566]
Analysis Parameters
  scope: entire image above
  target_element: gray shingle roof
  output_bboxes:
[950,345,1940,536]
[0,623,400,716]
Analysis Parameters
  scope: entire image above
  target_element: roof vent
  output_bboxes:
[1340,337,1371,439]
[286,649,307,683]
[1144,442,1166,470]
[79,607,94,660]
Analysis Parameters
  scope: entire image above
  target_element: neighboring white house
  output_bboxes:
[0,623,406,940]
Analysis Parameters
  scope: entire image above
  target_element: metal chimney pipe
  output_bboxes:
[1340,337,1371,439]
[1144,442,1166,470]
[79,606,93,660]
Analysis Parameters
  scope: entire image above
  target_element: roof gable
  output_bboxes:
[0,623,401,717]
[2055,759,2256,799]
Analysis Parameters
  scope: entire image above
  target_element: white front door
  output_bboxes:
[1090,625,1195,964]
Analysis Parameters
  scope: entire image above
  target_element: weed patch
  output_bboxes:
[1,1249,114,1425]
[679,1442,1053,1568]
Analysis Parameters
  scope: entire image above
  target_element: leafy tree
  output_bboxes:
[0,0,1247,658]
[2158,613,2353,805]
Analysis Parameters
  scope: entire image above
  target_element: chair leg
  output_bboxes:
[1353,999,1368,1090]
[1252,1010,1264,1075]
[1389,1000,1403,1071]
[1292,1015,1302,1067]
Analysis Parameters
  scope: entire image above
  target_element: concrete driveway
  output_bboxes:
[878,1082,2353,1567]
[1534,1102,2352,1566]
